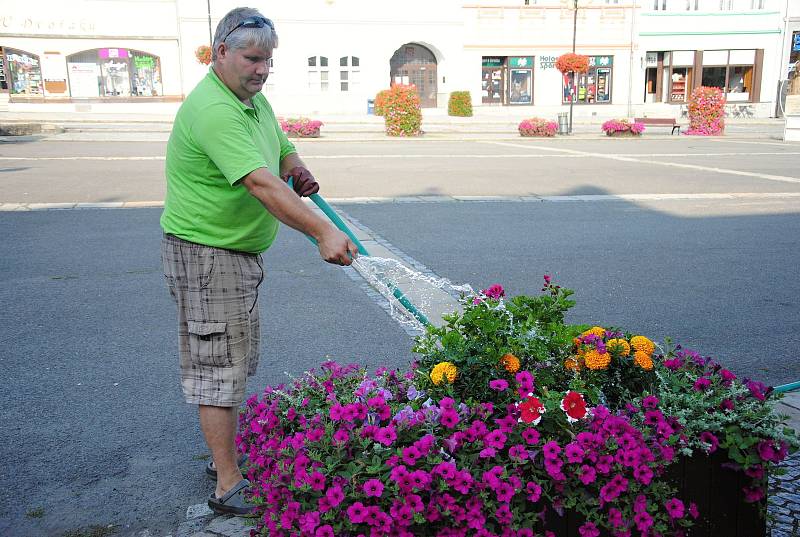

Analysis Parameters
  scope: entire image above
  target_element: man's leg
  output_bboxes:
[199,405,242,498]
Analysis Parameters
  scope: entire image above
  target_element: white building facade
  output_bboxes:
[0,0,793,118]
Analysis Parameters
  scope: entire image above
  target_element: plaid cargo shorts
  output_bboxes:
[161,234,263,407]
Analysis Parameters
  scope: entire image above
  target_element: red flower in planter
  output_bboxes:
[561,390,588,423]
[556,53,589,74]
[518,395,545,425]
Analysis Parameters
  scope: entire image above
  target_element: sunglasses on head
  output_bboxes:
[221,16,274,43]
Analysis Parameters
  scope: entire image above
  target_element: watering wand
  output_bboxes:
[287,178,431,327]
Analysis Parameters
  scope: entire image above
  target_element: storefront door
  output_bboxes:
[482,57,505,105]
[390,44,437,108]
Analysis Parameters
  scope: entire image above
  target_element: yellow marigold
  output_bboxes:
[634,351,654,371]
[430,361,458,385]
[584,349,611,370]
[500,353,521,373]
[606,338,631,357]
[630,336,655,356]
[581,326,606,338]
[564,357,581,371]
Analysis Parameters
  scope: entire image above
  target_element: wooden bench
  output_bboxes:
[634,117,680,135]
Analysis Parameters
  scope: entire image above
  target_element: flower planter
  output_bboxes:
[665,452,766,537]
[535,453,766,537]
[285,130,320,138]
[605,130,641,137]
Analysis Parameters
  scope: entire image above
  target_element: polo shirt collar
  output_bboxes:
[207,66,259,118]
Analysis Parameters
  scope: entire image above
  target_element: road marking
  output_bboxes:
[483,142,800,184]
[4,193,800,211]
[2,151,800,161]
[710,139,797,147]
[0,156,165,161]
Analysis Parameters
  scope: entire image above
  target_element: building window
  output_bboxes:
[508,57,533,105]
[562,55,613,104]
[307,55,329,91]
[339,56,359,92]
[664,50,695,103]
[5,48,43,95]
[699,49,756,102]
[65,48,161,98]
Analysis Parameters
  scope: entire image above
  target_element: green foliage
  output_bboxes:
[373,89,390,116]
[382,85,422,136]
[447,91,473,117]
[413,279,580,404]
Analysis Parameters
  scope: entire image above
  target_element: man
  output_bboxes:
[160,7,357,516]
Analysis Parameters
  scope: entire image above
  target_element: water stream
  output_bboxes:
[350,256,475,333]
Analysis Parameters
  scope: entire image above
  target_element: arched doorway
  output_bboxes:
[389,44,437,108]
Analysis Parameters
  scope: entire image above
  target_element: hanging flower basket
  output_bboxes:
[556,53,590,75]
[195,45,212,66]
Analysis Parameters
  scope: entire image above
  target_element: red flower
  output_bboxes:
[555,53,590,74]
[560,391,587,423]
[518,396,545,425]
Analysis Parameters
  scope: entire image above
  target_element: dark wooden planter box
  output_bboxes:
[537,453,766,537]
[286,131,320,138]
[605,130,641,137]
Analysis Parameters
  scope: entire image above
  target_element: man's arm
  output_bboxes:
[241,167,356,265]
[280,152,306,177]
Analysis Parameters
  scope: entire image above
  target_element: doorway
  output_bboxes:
[389,44,438,108]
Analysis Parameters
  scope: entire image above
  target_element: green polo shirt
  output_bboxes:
[160,68,296,254]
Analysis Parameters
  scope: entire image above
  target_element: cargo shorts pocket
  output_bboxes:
[187,321,229,367]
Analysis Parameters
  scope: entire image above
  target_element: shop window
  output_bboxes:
[65,49,161,98]
[669,67,693,102]
[307,55,329,91]
[508,57,533,105]
[562,56,613,104]
[727,65,753,101]
[5,48,43,96]
[701,66,727,90]
[0,50,7,91]
[339,56,359,92]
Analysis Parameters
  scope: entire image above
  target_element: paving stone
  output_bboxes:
[175,518,214,537]
[186,503,214,520]
[205,516,253,537]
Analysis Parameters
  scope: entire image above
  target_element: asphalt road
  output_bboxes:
[2,136,800,203]
[1,134,799,536]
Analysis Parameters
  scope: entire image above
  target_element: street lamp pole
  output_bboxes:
[207,0,213,47]
[569,0,578,134]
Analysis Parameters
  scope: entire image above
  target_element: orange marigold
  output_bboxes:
[634,351,654,371]
[564,357,581,371]
[630,336,655,356]
[584,349,611,370]
[581,326,606,338]
[500,353,521,373]
[606,338,631,357]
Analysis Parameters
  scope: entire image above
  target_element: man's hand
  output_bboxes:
[281,166,319,197]
[317,226,359,266]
